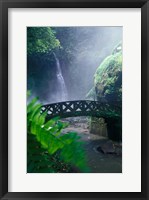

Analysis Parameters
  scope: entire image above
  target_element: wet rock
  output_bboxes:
[98,140,115,154]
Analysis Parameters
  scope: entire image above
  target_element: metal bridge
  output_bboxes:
[41,100,121,120]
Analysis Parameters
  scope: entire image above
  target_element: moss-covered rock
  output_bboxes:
[89,43,122,141]
[94,48,122,103]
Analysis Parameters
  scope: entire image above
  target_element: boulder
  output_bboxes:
[98,140,115,154]
[94,43,122,104]
[89,43,122,141]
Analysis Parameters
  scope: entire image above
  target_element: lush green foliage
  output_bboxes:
[94,51,122,85]
[27,27,60,55]
[94,48,122,103]
[27,97,89,173]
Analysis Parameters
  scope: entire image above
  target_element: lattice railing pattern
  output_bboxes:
[41,100,121,119]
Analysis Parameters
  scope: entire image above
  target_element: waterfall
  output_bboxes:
[53,53,68,101]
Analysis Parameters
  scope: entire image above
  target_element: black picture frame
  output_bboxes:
[0,0,149,199]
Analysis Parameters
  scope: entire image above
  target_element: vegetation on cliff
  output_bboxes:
[94,43,122,104]
[27,27,60,55]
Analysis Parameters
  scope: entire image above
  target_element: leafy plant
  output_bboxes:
[27,97,89,173]
[27,27,60,55]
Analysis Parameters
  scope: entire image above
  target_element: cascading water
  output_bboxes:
[53,53,68,101]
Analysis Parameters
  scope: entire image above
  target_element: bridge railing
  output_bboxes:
[41,100,121,120]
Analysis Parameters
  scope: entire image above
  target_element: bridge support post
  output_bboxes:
[89,117,108,137]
